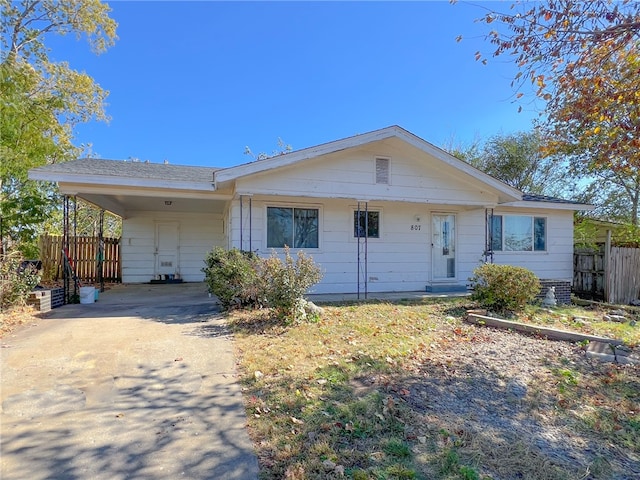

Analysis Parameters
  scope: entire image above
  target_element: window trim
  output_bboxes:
[491,214,547,253]
[353,209,381,239]
[264,204,322,250]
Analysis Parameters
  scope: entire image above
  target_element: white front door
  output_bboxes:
[432,214,456,280]
[155,222,179,277]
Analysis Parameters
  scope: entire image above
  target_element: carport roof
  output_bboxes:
[31,158,219,183]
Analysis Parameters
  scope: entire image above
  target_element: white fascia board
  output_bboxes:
[29,171,215,192]
[57,182,232,201]
[235,189,496,207]
[395,129,523,201]
[214,128,400,184]
[501,200,594,211]
[215,125,522,202]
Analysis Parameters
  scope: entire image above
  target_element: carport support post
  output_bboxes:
[98,209,105,293]
[73,196,78,300]
[63,195,70,304]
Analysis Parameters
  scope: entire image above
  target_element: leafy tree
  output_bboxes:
[469,0,640,224]
[544,45,640,225]
[0,0,117,253]
[447,131,567,197]
[474,131,564,196]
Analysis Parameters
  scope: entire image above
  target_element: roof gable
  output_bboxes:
[214,125,523,203]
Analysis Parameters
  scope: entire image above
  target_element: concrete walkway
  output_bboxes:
[1,283,259,480]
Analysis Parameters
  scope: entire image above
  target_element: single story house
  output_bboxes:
[29,126,591,300]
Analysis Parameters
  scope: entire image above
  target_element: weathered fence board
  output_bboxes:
[574,243,640,304]
[573,245,605,300]
[39,235,121,283]
[608,247,640,305]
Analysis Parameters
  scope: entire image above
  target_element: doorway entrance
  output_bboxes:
[155,222,179,278]
[432,214,456,280]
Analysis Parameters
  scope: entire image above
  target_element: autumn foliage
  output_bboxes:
[470,0,640,223]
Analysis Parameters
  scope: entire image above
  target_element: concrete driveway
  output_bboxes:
[0,283,259,480]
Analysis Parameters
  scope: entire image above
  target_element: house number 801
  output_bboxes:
[410,224,421,231]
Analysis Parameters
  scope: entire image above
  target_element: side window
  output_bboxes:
[491,215,547,252]
[491,215,503,251]
[534,217,546,251]
[354,211,380,238]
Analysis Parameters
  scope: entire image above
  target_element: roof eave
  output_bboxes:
[29,170,215,192]
[501,200,594,211]
[214,125,523,202]
[214,128,399,184]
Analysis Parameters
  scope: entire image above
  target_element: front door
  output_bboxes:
[432,214,456,280]
[155,222,179,278]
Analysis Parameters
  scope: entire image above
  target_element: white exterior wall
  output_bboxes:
[121,211,225,283]
[229,196,493,294]
[491,207,575,281]
[225,144,576,294]
[235,141,500,206]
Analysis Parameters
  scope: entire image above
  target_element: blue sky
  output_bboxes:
[49,1,541,167]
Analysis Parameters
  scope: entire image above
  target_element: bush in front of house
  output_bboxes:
[202,246,323,323]
[202,247,262,310]
[261,246,323,323]
[1,250,41,310]
[469,263,540,313]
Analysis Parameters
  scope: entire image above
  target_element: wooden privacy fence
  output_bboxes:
[574,243,640,304]
[39,235,121,283]
[607,246,640,305]
[574,245,605,300]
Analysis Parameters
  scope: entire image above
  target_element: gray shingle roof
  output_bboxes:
[35,158,219,183]
[522,193,586,205]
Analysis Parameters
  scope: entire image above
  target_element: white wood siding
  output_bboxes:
[491,207,574,281]
[121,211,225,283]
[226,199,574,294]
[235,141,499,207]
[229,196,469,293]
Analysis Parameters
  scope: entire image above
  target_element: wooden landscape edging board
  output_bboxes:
[465,312,624,346]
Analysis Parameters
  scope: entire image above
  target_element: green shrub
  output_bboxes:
[469,263,540,313]
[202,247,262,310]
[1,251,41,310]
[262,246,323,323]
[202,246,323,322]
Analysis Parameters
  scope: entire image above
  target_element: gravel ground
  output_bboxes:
[364,323,640,480]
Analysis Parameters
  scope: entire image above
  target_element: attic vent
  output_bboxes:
[375,158,390,184]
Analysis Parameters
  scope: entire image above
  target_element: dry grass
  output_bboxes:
[515,303,640,347]
[0,305,40,338]
[230,299,640,480]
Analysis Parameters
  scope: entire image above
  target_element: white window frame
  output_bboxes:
[491,214,547,252]
[352,208,382,240]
